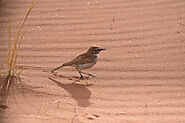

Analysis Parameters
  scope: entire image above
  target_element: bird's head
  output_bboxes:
[87,46,106,55]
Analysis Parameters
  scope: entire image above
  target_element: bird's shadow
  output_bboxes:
[48,77,92,107]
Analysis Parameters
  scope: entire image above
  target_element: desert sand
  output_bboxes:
[0,0,185,122]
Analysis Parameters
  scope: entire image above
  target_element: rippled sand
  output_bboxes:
[0,0,185,122]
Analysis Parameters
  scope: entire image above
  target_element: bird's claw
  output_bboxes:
[89,74,95,77]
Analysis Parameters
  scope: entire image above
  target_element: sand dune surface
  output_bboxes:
[0,0,185,122]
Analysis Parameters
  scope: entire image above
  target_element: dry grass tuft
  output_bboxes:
[7,0,36,77]
[0,0,36,109]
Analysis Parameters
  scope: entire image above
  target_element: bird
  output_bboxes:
[51,46,106,78]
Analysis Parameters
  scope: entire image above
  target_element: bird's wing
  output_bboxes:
[67,53,96,65]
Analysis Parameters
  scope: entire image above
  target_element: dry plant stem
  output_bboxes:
[7,0,36,76]
[0,0,36,109]
[7,23,12,67]
[0,75,14,107]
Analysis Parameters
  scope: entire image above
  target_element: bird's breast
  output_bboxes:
[78,57,98,70]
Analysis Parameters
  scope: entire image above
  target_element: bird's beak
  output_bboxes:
[99,48,106,51]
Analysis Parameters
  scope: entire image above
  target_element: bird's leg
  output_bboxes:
[75,67,84,78]
[80,71,96,77]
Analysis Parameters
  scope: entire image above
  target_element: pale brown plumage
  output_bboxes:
[51,46,105,78]
[63,53,97,66]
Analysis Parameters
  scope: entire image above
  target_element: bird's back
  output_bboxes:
[63,52,97,66]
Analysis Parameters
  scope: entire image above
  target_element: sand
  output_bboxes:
[0,0,185,122]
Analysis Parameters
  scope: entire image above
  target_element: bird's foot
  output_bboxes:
[80,75,85,79]
[88,73,96,77]
[80,75,89,80]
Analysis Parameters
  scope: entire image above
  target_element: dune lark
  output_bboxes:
[51,46,105,78]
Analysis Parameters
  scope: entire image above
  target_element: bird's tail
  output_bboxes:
[51,62,69,72]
